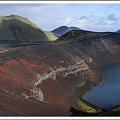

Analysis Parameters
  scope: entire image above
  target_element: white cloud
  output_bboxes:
[63,14,120,32]
[64,17,74,25]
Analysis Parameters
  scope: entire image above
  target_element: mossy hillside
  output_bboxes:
[0,15,40,29]
[45,31,57,41]
[77,98,101,113]
[112,106,120,112]
[0,15,57,42]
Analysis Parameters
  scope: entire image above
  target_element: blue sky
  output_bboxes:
[0,4,120,32]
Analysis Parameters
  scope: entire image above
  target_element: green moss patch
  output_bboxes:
[77,98,101,113]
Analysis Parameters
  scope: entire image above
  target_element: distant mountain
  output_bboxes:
[51,26,80,37]
[116,29,120,33]
[0,15,57,42]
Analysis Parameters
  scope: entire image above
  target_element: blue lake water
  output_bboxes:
[83,64,120,110]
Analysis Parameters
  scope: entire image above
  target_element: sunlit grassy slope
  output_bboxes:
[0,15,57,42]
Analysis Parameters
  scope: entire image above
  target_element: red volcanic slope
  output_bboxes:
[0,42,99,116]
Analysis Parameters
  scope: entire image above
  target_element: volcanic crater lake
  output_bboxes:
[83,64,120,110]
